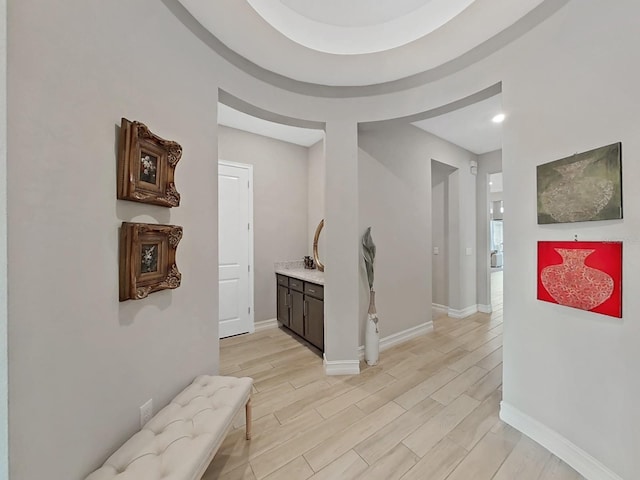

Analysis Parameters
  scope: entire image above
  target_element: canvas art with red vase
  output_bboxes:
[537,241,622,318]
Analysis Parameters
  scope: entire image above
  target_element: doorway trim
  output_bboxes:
[218,159,254,337]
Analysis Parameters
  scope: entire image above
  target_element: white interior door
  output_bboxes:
[218,161,254,338]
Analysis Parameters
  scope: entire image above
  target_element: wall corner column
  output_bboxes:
[323,120,360,375]
[0,0,8,474]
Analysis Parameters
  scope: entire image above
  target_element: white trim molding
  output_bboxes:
[432,303,448,315]
[500,402,624,480]
[448,304,478,319]
[358,321,434,360]
[254,318,278,332]
[323,354,360,376]
[477,304,492,314]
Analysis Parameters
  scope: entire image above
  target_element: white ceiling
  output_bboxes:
[412,94,503,155]
[177,0,546,86]
[246,0,476,54]
[220,94,503,155]
[278,0,433,27]
[218,103,324,147]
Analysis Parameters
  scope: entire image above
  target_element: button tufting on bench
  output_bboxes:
[85,375,252,480]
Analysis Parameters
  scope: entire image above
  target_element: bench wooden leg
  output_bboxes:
[245,398,252,440]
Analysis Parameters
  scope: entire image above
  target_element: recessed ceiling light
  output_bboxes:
[492,113,506,123]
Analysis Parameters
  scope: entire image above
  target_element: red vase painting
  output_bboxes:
[537,241,622,318]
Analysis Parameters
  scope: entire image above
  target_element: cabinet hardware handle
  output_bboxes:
[308,289,315,293]
[287,294,291,308]
[303,300,308,317]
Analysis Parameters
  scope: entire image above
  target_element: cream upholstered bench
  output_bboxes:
[86,375,253,480]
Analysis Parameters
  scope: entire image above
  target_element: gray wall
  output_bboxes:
[307,139,325,259]
[8,2,222,479]
[7,0,640,478]
[0,0,7,475]
[476,150,502,310]
[324,120,360,366]
[218,126,309,323]
[358,123,477,342]
[499,2,638,477]
[358,144,430,342]
[431,161,456,308]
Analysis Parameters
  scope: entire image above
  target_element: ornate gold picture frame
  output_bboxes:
[117,118,182,207]
[119,222,183,301]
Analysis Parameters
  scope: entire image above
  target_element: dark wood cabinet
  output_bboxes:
[276,284,290,326]
[290,290,305,337]
[276,273,324,351]
[304,296,324,351]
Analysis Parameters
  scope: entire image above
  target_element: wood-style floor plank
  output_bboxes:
[262,456,314,480]
[354,397,442,465]
[249,405,366,479]
[353,443,417,480]
[207,276,584,480]
[445,422,521,480]
[430,366,488,405]
[492,434,552,480]
[538,455,584,480]
[399,437,467,480]
[303,401,405,471]
[402,394,480,457]
[394,368,460,410]
[307,450,368,480]
[446,389,502,450]
[466,363,503,402]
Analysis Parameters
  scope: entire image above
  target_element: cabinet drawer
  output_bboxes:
[304,282,323,299]
[276,274,289,287]
[289,278,304,292]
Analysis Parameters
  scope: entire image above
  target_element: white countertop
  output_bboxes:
[275,261,324,285]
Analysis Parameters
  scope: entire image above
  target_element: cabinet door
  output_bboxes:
[305,296,324,351]
[290,290,305,337]
[277,285,290,326]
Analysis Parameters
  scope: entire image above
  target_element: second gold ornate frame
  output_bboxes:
[119,222,183,301]
[313,219,324,272]
[117,118,182,207]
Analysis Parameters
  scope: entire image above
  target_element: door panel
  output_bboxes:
[305,296,324,351]
[218,162,253,338]
[277,285,290,326]
[290,290,304,337]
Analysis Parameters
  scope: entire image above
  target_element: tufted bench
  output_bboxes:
[86,375,253,480]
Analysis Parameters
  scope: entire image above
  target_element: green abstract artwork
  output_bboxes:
[536,142,622,224]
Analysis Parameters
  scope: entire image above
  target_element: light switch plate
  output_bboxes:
[433,247,439,255]
[466,247,473,256]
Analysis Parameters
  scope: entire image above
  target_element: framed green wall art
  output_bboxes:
[536,142,622,224]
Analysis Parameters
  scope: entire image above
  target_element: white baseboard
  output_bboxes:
[500,402,624,480]
[358,321,434,360]
[448,304,478,319]
[432,303,448,315]
[323,354,361,376]
[478,304,492,314]
[254,318,278,332]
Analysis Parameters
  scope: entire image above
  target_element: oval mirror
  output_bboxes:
[313,219,325,272]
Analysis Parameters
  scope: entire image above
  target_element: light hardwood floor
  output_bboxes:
[205,279,583,480]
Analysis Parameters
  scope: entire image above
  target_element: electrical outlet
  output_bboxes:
[140,399,153,428]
